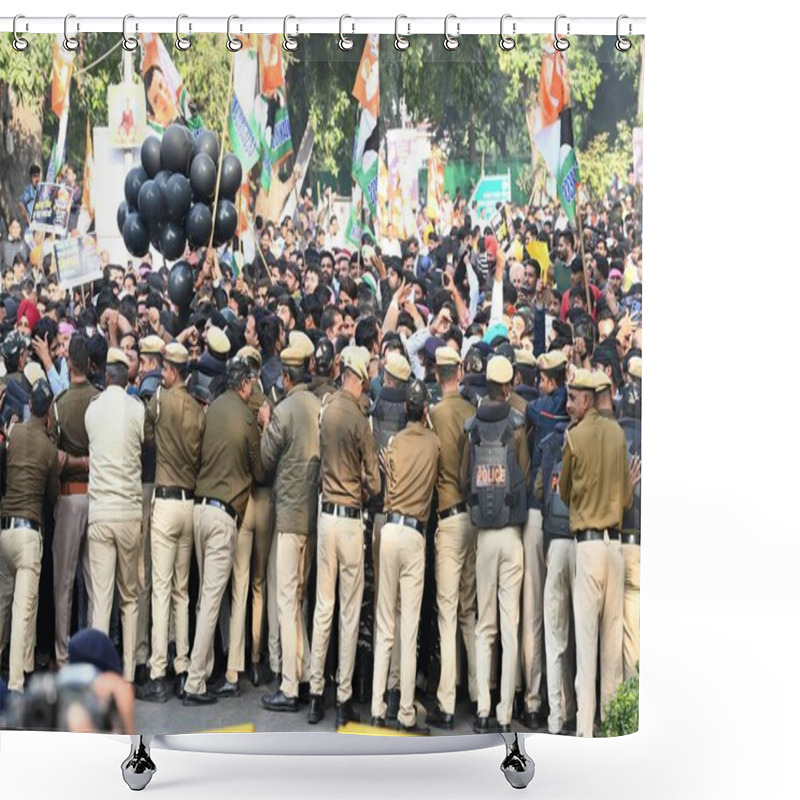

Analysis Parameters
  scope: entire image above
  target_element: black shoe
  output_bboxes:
[136,677,169,704]
[261,689,299,712]
[173,672,188,699]
[211,678,241,698]
[307,694,325,724]
[512,691,525,721]
[397,719,430,735]
[371,716,386,728]
[247,662,261,688]
[336,700,361,727]
[472,715,497,734]
[134,664,148,687]
[498,723,512,733]
[182,691,218,706]
[520,709,542,730]
[426,703,455,730]
[386,688,400,720]
[298,682,310,705]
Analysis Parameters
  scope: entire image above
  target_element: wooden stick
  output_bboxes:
[207,54,237,251]
[573,183,592,312]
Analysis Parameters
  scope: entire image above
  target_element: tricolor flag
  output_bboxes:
[533,39,580,220]
[352,34,380,221]
[47,38,75,183]
[228,35,261,174]
[77,118,95,234]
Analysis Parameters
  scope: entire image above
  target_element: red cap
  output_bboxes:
[17,298,41,331]
[485,235,498,257]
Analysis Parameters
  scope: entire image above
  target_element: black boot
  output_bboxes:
[307,694,325,724]
[261,689,299,712]
[426,703,455,730]
[136,677,169,704]
[336,700,361,727]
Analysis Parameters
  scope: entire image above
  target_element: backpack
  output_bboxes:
[541,425,572,538]
[466,408,527,529]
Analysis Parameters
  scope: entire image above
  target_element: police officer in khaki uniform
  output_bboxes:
[308,346,381,727]
[260,343,321,712]
[134,334,164,684]
[183,355,268,705]
[559,368,632,737]
[52,334,99,668]
[0,379,59,692]
[85,348,146,683]
[370,379,439,734]
[427,345,479,730]
[461,355,530,734]
[136,343,205,703]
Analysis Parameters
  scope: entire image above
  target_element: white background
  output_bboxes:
[3,1,799,798]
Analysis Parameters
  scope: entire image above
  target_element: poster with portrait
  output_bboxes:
[29,182,75,235]
[108,84,147,148]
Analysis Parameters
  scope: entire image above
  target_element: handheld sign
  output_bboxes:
[54,237,104,290]
[30,183,75,235]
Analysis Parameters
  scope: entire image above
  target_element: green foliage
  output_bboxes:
[599,670,639,737]
[0,34,52,107]
[577,120,634,202]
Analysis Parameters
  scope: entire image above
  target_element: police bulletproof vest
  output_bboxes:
[466,407,527,529]
[620,417,641,534]
[370,387,407,453]
[541,425,571,538]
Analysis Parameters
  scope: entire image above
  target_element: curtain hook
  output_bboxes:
[122,15,139,51]
[63,13,80,51]
[227,15,243,52]
[554,14,570,51]
[176,14,192,51]
[12,14,29,52]
[499,14,516,51]
[394,15,410,51]
[283,16,299,51]
[616,15,632,52]
[339,15,354,51]
[443,14,459,51]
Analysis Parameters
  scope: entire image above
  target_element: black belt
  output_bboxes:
[195,497,239,525]
[386,512,425,534]
[439,502,468,520]
[155,486,194,501]
[1,516,40,533]
[575,528,620,543]
[620,532,640,545]
[321,502,361,519]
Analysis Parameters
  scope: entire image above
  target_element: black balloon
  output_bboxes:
[192,130,220,165]
[160,221,186,260]
[117,201,130,234]
[168,261,195,307]
[148,219,165,252]
[219,154,243,200]
[154,169,172,193]
[185,202,213,248]
[124,166,147,209]
[137,179,166,225]
[189,153,216,200]
[161,123,193,175]
[141,136,162,179]
[213,198,238,245]
[122,212,151,258]
[164,173,192,222]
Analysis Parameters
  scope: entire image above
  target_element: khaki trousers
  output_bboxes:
[372,513,401,692]
[519,509,545,713]
[543,537,576,733]
[227,487,275,677]
[309,511,364,704]
[185,505,237,697]
[622,543,640,681]
[371,523,425,727]
[0,528,43,691]
[135,483,155,667]
[149,497,194,680]
[0,548,12,659]
[573,534,624,738]
[434,511,478,715]
[53,494,93,667]
[277,532,313,698]
[87,519,142,682]
[266,521,281,674]
[475,526,524,726]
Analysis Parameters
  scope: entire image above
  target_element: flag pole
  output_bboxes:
[573,183,592,311]
[208,53,236,251]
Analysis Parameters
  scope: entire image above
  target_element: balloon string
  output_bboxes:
[208,52,236,251]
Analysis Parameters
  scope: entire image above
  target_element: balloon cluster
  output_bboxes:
[118,124,243,262]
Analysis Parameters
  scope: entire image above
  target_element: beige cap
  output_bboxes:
[23,361,46,386]
[107,347,129,367]
[207,326,230,355]
[537,350,568,371]
[164,342,189,365]
[486,355,513,385]
[237,345,262,368]
[288,331,314,360]
[570,368,596,391]
[628,356,642,380]
[514,348,536,366]
[435,346,462,366]
[384,351,411,382]
[280,346,306,367]
[591,370,613,392]
[341,345,370,382]
[140,334,165,355]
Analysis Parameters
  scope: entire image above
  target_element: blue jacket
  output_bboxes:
[526,384,569,509]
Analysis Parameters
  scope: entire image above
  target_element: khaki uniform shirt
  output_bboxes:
[558,407,632,532]
[319,389,380,507]
[85,385,145,524]
[53,380,99,481]
[145,384,205,491]
[383,421,440,522]
[430,389,476,512]
[195,389,268,521]
[260,384,321,535]
[509,390,528,417]
[1,416,59,524]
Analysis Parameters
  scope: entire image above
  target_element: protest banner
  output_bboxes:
[54,236,104,289]
[30,183,75,235]
[470,173,511,222]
